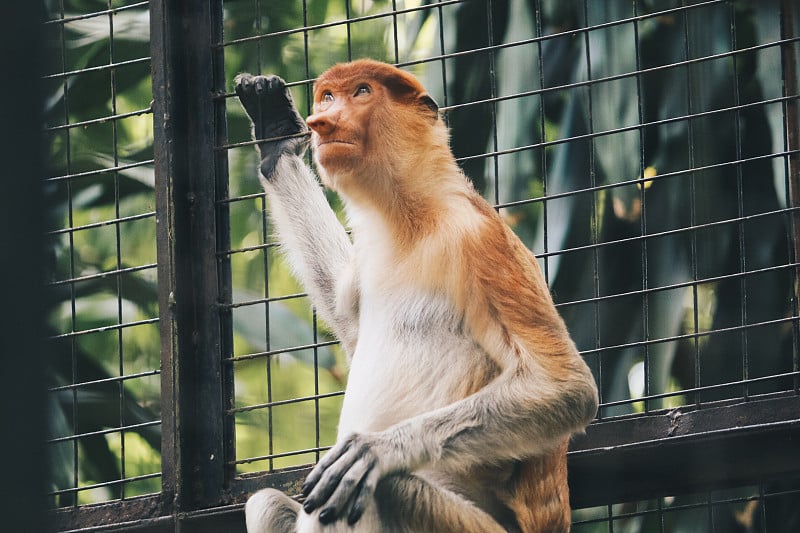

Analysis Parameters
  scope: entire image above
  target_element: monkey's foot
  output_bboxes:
[234,73,308,178]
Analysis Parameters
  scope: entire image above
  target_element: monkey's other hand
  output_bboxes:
[300,433,400,526]
[234,73,309,179]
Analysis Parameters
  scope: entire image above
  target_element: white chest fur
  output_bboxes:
[335,203,489,437]
[336,285,483,437]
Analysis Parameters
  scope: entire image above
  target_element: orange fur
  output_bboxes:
[308,59,453,249]
[303,60,595,533]
[509,443,571,533]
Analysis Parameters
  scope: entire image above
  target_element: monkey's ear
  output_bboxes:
[419,93,439,121]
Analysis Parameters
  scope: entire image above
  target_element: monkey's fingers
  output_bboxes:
[233,73,307,143]
[346,465,381,525]
[316,455,374,524]
[302,441,360,514]
[301,439,351,498]
[235,73,309,179]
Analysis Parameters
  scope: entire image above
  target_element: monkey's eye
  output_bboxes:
[354,84,371,96]
[321,91,335,104]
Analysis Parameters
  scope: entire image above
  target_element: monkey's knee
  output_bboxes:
[245,488,300,533]
[295,504,382,533]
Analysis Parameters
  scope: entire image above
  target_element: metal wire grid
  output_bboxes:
[43,0,160,508]
[572,476,800,533]
[219,0,799,479]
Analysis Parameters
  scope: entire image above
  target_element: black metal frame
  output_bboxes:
[150,0,233,512]
[47,0,800,531]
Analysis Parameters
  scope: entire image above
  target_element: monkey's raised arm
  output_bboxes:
[234,74,359,352]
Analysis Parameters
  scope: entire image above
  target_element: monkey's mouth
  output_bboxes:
[317,139,356,146]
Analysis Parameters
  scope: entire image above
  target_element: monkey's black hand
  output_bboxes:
[234,73,309,180]
[301,433,398,526]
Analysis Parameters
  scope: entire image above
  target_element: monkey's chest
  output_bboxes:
[336,289,486,437]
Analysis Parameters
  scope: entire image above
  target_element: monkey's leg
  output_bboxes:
[234,73,308,179]
[377,473,509,533]
[296,472,508,533]
[245,488,302,533]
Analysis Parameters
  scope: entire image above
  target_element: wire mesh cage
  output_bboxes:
[43,0,160,509]
[221,0,799,471]
[43,0,800,531]
[572,476,800,532]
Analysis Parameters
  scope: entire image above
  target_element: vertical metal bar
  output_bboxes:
[436,2,447,112]
[633,0,651,412]
[215,0,236,490]
[729,1,750,401]
[151,0,231,511]
[781,0,800,394]
[391,0,400,63]
[681,0,702,407]
[486,0,500,209]
[534,2,548,280]
[106,0,128,499]
[581,0,606,416]
[56,0,80,507]
[150,0,177,508]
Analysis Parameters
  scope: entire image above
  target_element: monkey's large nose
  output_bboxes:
[306,111,338,136]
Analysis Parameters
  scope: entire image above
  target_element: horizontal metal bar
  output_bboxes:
[501,150,798,213]
[573,484,799,525]
[457,97,800,164]
[46,159,155,183]
[43,57,151,81]
[598,371,800,411]
[233,445,332,467]
[542,204,798,262]
[579,315,798,357]
[441,39,800,114]
[224,339,340,364]
[43,2,149,26]
[228,390,344,415]
[47,263,158,288]
[217,0,465,48]
[46,211,156,237]
[45,106,153,133]
[49,472,162,498]
[48,317,160,341]
[46,420,161,445]
[216,191,266,205]
[49,495,168,533]
[557,262,800,310]
[222,291,308,309]
[568,394,800,508]
[218,241,280,257]
[48,369,161,393]
[216,130,311,152]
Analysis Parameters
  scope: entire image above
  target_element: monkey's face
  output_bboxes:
[307,60,441,200]
[307,79,384,187]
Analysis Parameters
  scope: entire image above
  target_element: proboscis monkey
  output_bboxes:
[234,59,598,533]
